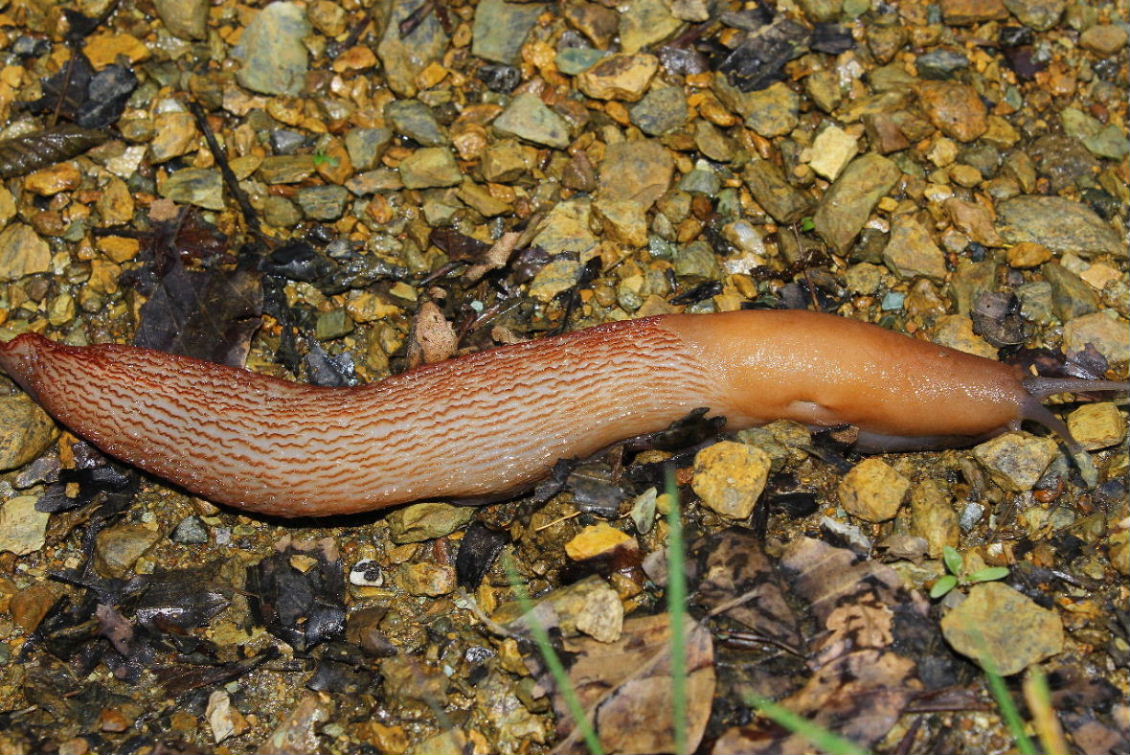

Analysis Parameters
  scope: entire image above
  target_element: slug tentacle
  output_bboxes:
[2,311,1127,517]
[1022,375,1130,398]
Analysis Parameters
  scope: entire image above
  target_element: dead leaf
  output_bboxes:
[546,613,715,755]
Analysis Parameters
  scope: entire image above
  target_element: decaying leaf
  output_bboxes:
[544,613,715,755]
[692,527,803,652]
[713,537,935,754]
[246,537,346,653]
[0,124,107,179]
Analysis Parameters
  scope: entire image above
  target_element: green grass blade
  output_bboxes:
[503,556,606,755]
[982,661,1038,755]
[745,695,870,755]
[665,465,688,755]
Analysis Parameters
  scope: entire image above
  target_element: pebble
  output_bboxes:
[9,580,59,632]
[941,582,1063,675]
[233,2,310,96]
[24,162,82,196]
[387,502,474,543]
[598,140,673,209]
[594,199,648,247]
[679,163,721,196]
[916,81,988,142]
[397,147,463,189]
[153,0,208,39]
[457,181,510,216]
[499,574,623,642]
[940,0,1008,24]
[1043,262,1099,320]
[259,694,330,755]
[564,4,618,48]
[619,0,681,53]
[675,241,719,279]
[349,559,385,588]
[307,0,347,36]
[724,80,799,138]
[908,480,959,558]
[1029,135,1100,193]
[945,198,1000,246]
[83,32,151,68]
[1003,0,1064,31]
[1062,311,1130,364]
[693,120,736,162]
[344,128,393,171]
[932,314,998,359]
[572,581,624,643]
[531,199,596,255]
[471,0,545,65]
[564,522,637,561]
[808,125,858,181]
[917,49,971,79]
[691,441,771,520]
[0,223,51,281]
[96,177,135,225]
[577,53,659,102]
[1067,403,1127,451]
[838,458,910,522]
[629,487,658,534]
[844,262,884,294]
[1006,241,1052,268]
[263,196,302,228]
[0,495,50,556]
[959,502,985,532]
[528,257,582,302]
[973,432,1059,492]
[883,215,948,281]
[743,159,812,224]
[206,689,249,743]
[556,47,609,75]
[149,112,198,163]
[171,516,209,545]
[629,86,689,136]
[257,155,317,184]
[399,562,456,596]
[1109,531,1129,577]
[159,168,224,210]
[492,92,571,149]
[0,394,59,471]
[1080,24,1129,55]
[384,100,448,146]
[813,152,901,253]
[1062,107,1130,160]
[376,0,448,96]
[482,139,536,182]
[997,196,1125,259]
[93,523,161,578]
[296,185,350,221]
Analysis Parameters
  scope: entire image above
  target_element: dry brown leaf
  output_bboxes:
[546,613,715,755]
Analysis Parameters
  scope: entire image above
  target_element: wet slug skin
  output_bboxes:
[1,310,1125,517]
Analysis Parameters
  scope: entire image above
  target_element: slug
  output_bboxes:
[1,310,1125,517]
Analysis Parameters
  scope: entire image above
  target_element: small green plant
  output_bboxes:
[313,149,339,168]
[930,546,1010,599]
[799,216,816,232]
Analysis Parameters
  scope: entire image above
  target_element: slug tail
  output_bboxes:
[0,333,48,400]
